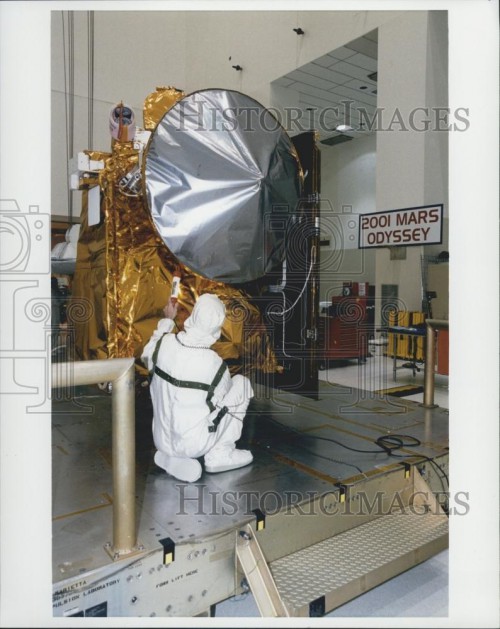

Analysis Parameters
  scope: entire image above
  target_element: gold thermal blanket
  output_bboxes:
[71,87,278,377]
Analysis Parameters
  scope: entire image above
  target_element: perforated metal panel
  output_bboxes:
[270,508,448,615]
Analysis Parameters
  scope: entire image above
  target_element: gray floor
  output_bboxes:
[216,350,449,619]
[318,341,449,409]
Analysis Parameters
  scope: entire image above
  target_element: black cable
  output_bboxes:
[384,447,449,490]
[426,458,449,493]
[221,407,364,474]
[264,415,387,454]
[261,416,449,489]
[223,401,449,489]
[375,434,421,454]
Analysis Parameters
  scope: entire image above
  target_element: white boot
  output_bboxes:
[154,451,202,483]
[204,447,253,474]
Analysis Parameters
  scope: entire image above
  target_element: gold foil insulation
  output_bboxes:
[143,86,185,131]
[71,89,279,377]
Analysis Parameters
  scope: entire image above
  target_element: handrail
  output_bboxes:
[421,319,449,408]
[52,358,137,558]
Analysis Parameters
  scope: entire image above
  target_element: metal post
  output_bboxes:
[421,319,449,409]
[52,358,137,557]
[111,361,136,556]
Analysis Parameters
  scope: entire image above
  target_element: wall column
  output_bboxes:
[375,11,448,325]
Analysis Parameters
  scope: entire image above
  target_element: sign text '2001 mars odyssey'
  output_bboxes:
[359,204,443,248]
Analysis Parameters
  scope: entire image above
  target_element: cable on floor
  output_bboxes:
[261,416,449,490]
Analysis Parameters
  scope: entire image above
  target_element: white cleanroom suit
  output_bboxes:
[141,293,254,483]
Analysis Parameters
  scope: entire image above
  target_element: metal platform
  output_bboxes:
[52,379,449,618]
[269,507,448,616]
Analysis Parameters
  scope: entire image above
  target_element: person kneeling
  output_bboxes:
[141,293,253,483]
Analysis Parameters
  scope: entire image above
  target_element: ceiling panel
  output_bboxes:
[304,62,354,85]
[326,47,357,61]
[294,83,344,105]
[271,31,378,144]
[344,36,378,59]
[312,54,339,69]
[298,94,337,110]
[364,29,379,43]
[330,60,378,84]
[344,78,378,94]
[286,69,338,91]
[273,76,297,88]
[331,85,377,109]
[343,52,377,72]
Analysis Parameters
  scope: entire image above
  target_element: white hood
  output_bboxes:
[180,293,226,347]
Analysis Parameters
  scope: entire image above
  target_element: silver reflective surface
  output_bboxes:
[144,89,303,284]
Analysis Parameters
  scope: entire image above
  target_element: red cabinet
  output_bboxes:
[317,296,371,367]
[436,329,449,375]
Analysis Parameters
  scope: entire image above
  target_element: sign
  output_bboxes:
[359,204,443,248]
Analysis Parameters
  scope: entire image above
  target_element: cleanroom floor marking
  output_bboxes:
[52,493,113,521]
[270,452,339,485]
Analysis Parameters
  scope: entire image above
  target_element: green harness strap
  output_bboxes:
[151,332,166,369]
[151,333,228,417]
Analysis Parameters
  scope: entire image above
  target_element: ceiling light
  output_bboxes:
[335,124,353,132]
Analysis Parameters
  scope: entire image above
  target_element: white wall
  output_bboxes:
[318,134,377,302]
[183,10,402,106]
[424,10,449,258]
[375,11,448,320]
[51,9,403,218]
[50,8,447,319]
[51,11,188,218]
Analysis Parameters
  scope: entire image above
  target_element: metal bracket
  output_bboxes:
[306,328,317,341]
[103,540,144,562]
[235,524,290,617]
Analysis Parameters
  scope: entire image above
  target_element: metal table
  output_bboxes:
[387,325,426,380]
